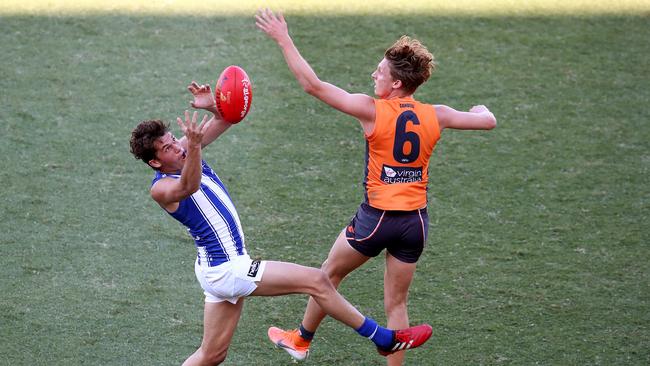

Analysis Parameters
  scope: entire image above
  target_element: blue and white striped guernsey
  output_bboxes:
[152,160,246,267]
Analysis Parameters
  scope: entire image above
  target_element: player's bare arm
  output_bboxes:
[151,111,209,211]
[435,104,497,131]
[255,8,375,127]
[182,81,232,148]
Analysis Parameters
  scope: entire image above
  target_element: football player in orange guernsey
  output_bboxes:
[131,83,433,365]
[257,9,496,365]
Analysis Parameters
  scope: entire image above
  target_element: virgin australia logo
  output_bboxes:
[380,164,423,184]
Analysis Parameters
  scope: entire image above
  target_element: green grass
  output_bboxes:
[1,4,649,366]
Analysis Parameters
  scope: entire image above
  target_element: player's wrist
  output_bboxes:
[205,105,219,114]
[277,35,294,49]
[187,140,202,150]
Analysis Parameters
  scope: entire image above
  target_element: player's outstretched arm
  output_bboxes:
[151,111,209,210]
[435,104,497,131]
[185,81,232,148]
[255,8,374,124]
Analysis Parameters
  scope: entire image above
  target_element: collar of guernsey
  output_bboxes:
[152,160,247,266]
[363,97,440,211]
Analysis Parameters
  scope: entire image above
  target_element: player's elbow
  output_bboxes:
[304,85,318,96]
[181,181,201,197]
[302,81,319,96]
[189,183,202,195]
[482,113,497,130]
[300,77,324,96]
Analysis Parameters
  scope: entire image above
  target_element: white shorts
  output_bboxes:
[194,255,267,304]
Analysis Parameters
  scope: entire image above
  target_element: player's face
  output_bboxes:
[372,58,398,98]
[150,132,186,172]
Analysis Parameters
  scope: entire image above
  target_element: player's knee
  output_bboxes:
[310,268,335,295]
[319,258,331,274]
[319,259,346,286]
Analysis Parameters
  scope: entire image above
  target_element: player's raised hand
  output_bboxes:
[188,81,217,111]
[177,110,209,148]
[255,8,289,44]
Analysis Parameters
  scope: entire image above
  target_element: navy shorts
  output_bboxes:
[345,203,429,263]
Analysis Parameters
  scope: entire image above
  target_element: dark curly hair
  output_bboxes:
[129,119,169,166]
[384,36,436,95]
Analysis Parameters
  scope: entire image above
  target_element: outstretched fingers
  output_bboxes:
[176,110,190,132]
[188,85,200,108]
[188,82,214,109]
[189,81,211,95]
[187,81,199,94]
[255,8,281,32]
[176,110,198,133]
[254,10,268,31]
[185,110,192,128]
[198,114,210,133]
[177,110,207,146]
[255,8,289,43]
[185,111,209,134]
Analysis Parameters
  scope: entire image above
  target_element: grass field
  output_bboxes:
[1,1,649,365]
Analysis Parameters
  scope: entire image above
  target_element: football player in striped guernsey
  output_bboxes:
[129,82,432,365]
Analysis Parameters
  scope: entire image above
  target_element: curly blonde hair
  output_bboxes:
[384,36,436,94]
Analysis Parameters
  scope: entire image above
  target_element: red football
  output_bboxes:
[215,65,253,124]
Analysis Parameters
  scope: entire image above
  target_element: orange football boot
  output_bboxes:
[268,327,311,361]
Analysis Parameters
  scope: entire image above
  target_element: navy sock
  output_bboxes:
[355,317,394,349]
[298,323,315,341]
